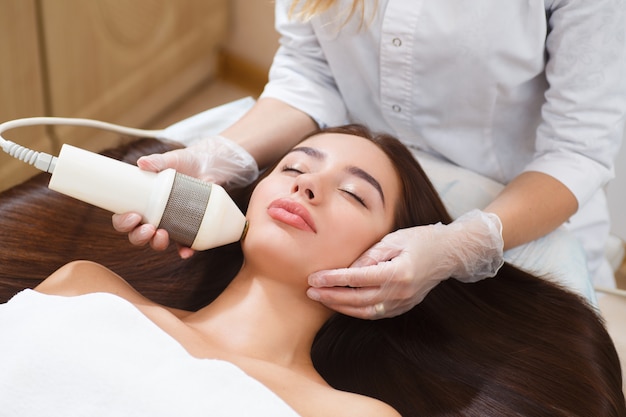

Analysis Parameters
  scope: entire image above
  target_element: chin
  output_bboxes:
[242,219,360,274]
[241,225,307,268]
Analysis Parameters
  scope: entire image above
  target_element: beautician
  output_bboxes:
[114,0,626,319]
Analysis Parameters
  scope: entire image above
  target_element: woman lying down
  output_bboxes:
[0,125,624,416]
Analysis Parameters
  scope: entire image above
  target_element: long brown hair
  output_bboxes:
[0,130,624,416]
[0,138,238,310]
[308,125,625,416]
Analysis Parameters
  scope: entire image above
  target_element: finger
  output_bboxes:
[136,154,166,172]
[128,223,157,246]
[326,299,416,319]
[149,229,171,252]
[112,213,142,233]
[325,298,415,320]
[308,262,393,288]
[306,286,386,308]
[349,253,379,268]
[350,243,402,268]
[177,246,196,259]
[320,302,384,320]
[138,152,217,183]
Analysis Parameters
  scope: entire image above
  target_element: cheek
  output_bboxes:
[246,178,281,219]
[314,212,388,268]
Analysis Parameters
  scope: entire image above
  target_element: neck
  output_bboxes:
[183,264,334,370]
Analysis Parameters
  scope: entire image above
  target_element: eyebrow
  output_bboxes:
[289,146,386,204]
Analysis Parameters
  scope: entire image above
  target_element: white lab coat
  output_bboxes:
[261,0,626,287]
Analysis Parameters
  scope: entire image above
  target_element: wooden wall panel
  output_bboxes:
[0,0,51,191]
[1,0,229,191]
[39,0,229,149]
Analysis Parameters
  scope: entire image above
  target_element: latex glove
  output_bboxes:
[112,135,258,255]
[306,209,504,319]
[137,135,259,188]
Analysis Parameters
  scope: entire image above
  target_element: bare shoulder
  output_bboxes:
[258,365,400,417]
[35,260,189,317]
[36,260,138,298]
[302,384,400,417]
[332,390,401,417]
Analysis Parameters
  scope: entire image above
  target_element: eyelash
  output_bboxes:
[281,165,367,208]
[282,165,303,174]
[342,190,367,207]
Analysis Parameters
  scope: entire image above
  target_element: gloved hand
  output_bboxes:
[112,135,258,255]
[306,209,504,319]
[137,135,259,188]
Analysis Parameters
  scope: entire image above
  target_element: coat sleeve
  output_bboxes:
[525,0,626,206]
[260,0,348,128]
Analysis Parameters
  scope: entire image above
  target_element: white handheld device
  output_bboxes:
[0,117,248,251]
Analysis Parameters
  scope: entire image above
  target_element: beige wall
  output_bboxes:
[225,0,279,72]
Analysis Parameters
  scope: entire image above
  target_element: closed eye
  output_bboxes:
[281,165,304,175]
[341,189,367,208]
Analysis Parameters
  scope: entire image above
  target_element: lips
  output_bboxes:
[267,198,317,233]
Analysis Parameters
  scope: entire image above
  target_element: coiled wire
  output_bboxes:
[0,117,165,169]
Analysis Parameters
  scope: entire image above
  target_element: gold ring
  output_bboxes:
[374,302,386,317]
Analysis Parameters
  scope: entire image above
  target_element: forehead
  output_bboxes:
[296,132,391,167]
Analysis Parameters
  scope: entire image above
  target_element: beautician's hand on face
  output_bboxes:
[306,209,505,319]
[112,135,258,257]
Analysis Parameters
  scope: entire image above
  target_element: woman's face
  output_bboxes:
[242,132,401,279]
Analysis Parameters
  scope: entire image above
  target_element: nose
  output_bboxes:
[294,185,315,199]
[292,174,319,201]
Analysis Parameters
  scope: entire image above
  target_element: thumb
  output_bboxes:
[137,153,170,173]
[350,253,379,268]
[350,240,402,268]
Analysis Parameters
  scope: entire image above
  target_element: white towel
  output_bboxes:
[0,289,300,417]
